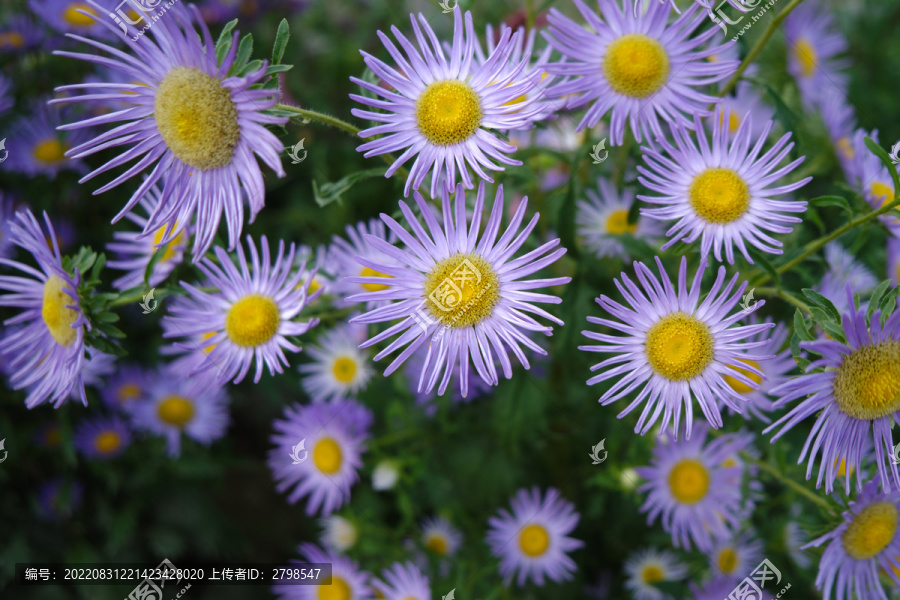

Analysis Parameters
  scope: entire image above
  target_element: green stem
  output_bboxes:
[742,453,836,515]
[367,429,423,451]
[526,0,536,31]
[755,286,812,313]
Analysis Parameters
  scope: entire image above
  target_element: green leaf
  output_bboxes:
[793,308,815,341]
[144,242,169,288]
[272,18,290,64]
[556,163,580,262]
[231,32,254,76]
[811,195,853,219]
[802,289,841,324]
[748,246,779,284]
[626,195,641,226]
[820,319,846,344]
[237,59,264,78]
[864,136,900,202]
[312,168,388,207]
[881,286,900,326]
[868,279,892,323]
[95,322,127,339]
[265,64,294,76]
[94,311,119,324]
[215,19,239,65]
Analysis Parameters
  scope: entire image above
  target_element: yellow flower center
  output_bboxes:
[603,34,670,98]
[689,168,751,224]
[645,313,714,381]
[0,32,24,48]
[871,182,895,206]
[63,3,98,26]
[157,395,195,427]
[415,80,483,146]
[424,253,500,328]
[833,341,900,420]
[94,431,122,454]
[518,523,550,557]
[836,136,854,161]
[224,294,280,348]
[359,266,391,292]
[117,382,142,403]
[33,138,68,164]
[331,356,358,384]
[425,534,448,555]
[305,276,323,296]
[42,274,79,347]
[317,575,351,600]
[793,38,818,78]
[154,67,240,170]
[835,458,853,478]
[606,209,637,235]
[723,358,763,394]
[313,437,343,474]
[717,548,738,573]
[152,224,185,262]
[641,565,664,583]
[842,502,898,560]
[719,110,741,134]
[668,458,710,504]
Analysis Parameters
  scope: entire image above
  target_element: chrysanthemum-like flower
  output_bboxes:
[74,415,131,460]
[29,0,117,39]
[162,235,320,385]
[849,129,900,236]
[348,183,571,397]
[6,101,88,179]
[373,562,430,600]
[106,184,190,291]
[0,210,90,408]
[708,531,763,579]
[130,368,229,458]
[623,548,687,600]
[635,424,753,550]
[101,364,152,410]
[784,0,849,110]
[716,82,775,141]
[349,7,544,198]
[51,2,288,260]
[320,515,358,552]
[268,400,372,516]
[486,487,583,587]
[327,219,398,310]
[580,256,774,438]
[421,515,463,558]
[576,176,661,260]
[295,244,331,302]
[639,110,811,265]
[804,479,900,600]
[273,543,373,600]
[819,93,858,184]
[299,322,372,403]
[765,299,900,493]
[542,0,738,144]
[815,242,877,314]
[0,14,46,52]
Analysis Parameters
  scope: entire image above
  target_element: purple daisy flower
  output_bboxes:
[347,182,571,397]
[486,487,583,587]
[101,363,152,409]
[819,92,858,184]
[715,82,775,141]
[349,7,544,198]
[687,575,771,600]
[5,100,88,179]
[0,210,90,408]
[804,479,900,600]
[51,2,288,261]
[636,424,754,551]
[0,14,46,52]
[579,256,774,439]
[542,0,738,144]
[784,0,850,110]
[29,0,118,40]
[106,183,190,290]
[624,547,687,600]
[74,415,131,459]
[373,562,430,600]
[272,543,373,600]
[708,530,764,580]
[327,219,399,310]
[849,129,900,236]
[162,235,320,385]
[639,109,811,265]
[765,297,900,493]
[299,321,372,403]
[421,515,463,558]
[268,400,372,516]
[576,176,662,260]
[34,422,63,449]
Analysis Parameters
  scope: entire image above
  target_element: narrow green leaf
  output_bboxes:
[94,312,120,324]
[820,320,846,344]
[144,243,169,288]
[237,59,264,77]
[272,18,290,64]
[868,279,892,323]
[793,308,814,341]
[231,32,254,76]
[215,19,239,65]
[790,331,802,362]
[810,195,853,218]
[265,64,293,76]
[864,136,900,202]
[312,168,388,207]
[95,322,127,339]
[802,289,841,323]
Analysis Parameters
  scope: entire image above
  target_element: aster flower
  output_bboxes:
[784,0,850,110]
[542,0,738,145]
[349,7,544,198]
[814,242,877,314]
[709,531,764,580]
[0,210,90,408]
[0,14,46,52]
[580,256,774,438]
[51,2,288,260]
[268,400,372,516]
[101,364,152,410]
[162,235,320,385]
[623,547,687,600]
[576,176,661,260]
[320,515,358,552]
[6,101,88,179]
[819,93,858,184]
[371,459,401,491]
[299,322,371,403]
[373,562,430,600]
[849,129,900,236]
[273,543,373,600]
[765,297,900,493]
[804,479,900,600]
[486,487,583,587]
[715,82,775,141]
[295,244,331,301]
[635,424,753,550]
[29,0,117,39]
[327,219,398,310]
[639,110,811,265]
[421,515,463,558]
[106,184,190,290]
[34,423,63,449]
[348,182,571,397]
[74,415,131,460]
[129,367,229,458]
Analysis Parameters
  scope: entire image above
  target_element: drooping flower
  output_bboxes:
[421,515,463,558]
[348,182,570,397]
[372,562,430,600]
[74,415,131,460]
[623,547,688,600]
[349,7,544,198]
[784,0,850,110]
[542,0,738,145]
[6,101,88,179]
[272,543,373,600]
[580,256,774,438]
[638,110,811,265]
[486,487,583,587]
[576,176,661,260]
[51,2,288,260]
[299,322,371,403]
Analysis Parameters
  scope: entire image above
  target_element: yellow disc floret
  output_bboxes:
[689,168,751,224]
[717,548,738,573]
[359,266,391,292]
[793,38,818,78]
[606,209,637,235]
[415,80,483,146]
[833,341,900,420]
[668,458,710,504]
[423,253,499,328]
[723,358,763,394]
[33,139,68,164]
[425,534,448,555]
[157,395,195,427]
[42,274,79,347]
[225,294,280,348]
[331,357,358,384]
[94,431,122,454]
[63,3,98,26]
[603,34,670,98]
[313,437,343,474]
[645,313,714,381]
[641,565,664,583]
[842,501,898,560]
[317,575,351,600]
[518,523,550,557]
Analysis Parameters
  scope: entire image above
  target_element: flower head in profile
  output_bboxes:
[373,562,430,600]
[624,547,687,600]
[784,0,849,110]
[543,0,738,144]
[348,182,571,398]
[51,2,288,260]
[576,176,661,260]
[350,7,544,198]
[580,256,774,439]
[272,543,373,600]
[74,415,131,460]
